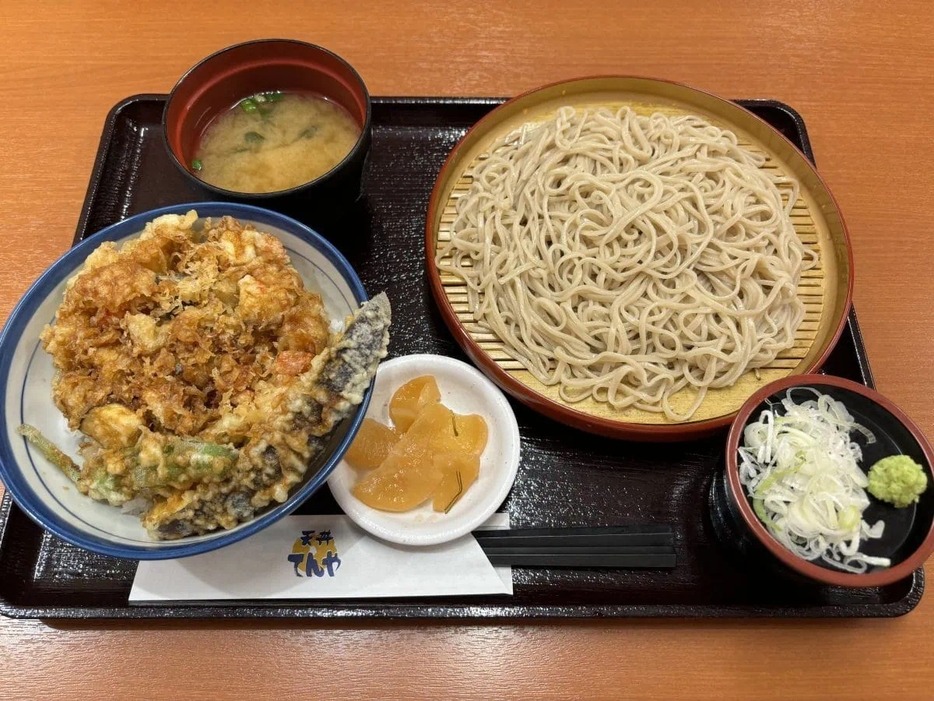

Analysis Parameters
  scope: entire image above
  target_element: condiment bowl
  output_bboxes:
[715,374,934,587]
[163,39,372,227]
[0,203,373,559]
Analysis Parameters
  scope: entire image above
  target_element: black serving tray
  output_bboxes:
[0,95,921,619]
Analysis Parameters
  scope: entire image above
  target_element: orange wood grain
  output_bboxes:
[1,2,933,699]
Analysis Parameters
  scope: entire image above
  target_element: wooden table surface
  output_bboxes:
[1,2,933,699]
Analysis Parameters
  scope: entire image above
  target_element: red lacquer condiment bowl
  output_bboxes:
[718,374,934,588]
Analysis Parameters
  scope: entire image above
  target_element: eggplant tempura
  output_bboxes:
[20,211,390,539]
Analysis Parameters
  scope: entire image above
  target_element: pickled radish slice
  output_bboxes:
[388,375,441,432]
[352,403,453,511]
[351,375,489,513]
[352,455,444,512]
[345,418,401,471]
[431,452,481,512]
[452,413,488,456]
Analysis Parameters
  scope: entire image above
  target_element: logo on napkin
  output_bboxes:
[130,514,513,602]
[287,529,341,578]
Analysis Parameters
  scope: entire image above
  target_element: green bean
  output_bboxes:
[134,438,238,489]
[17,424,81,484]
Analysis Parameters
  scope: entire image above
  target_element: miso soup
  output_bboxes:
[192,92,361,193]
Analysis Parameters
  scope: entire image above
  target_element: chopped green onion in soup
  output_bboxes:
[193,92,360,193]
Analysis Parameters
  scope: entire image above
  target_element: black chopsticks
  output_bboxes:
[475,525,676,569]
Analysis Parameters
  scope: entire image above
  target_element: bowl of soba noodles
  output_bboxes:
[163,39,372,226]
[425,76,854,440]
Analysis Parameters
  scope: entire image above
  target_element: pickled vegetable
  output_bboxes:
[431,452,480,512]
[353,403,452,511]
[348,375,488,513]
[451,413,488,456]
[388,375,441,432]
[344,418,401,471]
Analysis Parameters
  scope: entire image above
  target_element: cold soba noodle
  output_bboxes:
[437,106,816,421]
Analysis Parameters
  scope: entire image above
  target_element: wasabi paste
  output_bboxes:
[867,455,928,508]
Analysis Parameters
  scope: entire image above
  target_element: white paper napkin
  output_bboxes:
[129,513,512,602]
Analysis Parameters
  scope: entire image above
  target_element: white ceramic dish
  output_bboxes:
[328,354,521,546]
[0,203,370,559]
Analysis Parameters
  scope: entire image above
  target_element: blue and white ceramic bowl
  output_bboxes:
[0,203,370,559]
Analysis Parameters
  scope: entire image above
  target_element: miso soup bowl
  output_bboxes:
[163,39,372,227]
[713,374,934,588]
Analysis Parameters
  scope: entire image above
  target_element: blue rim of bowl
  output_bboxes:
[0,202,370,559]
